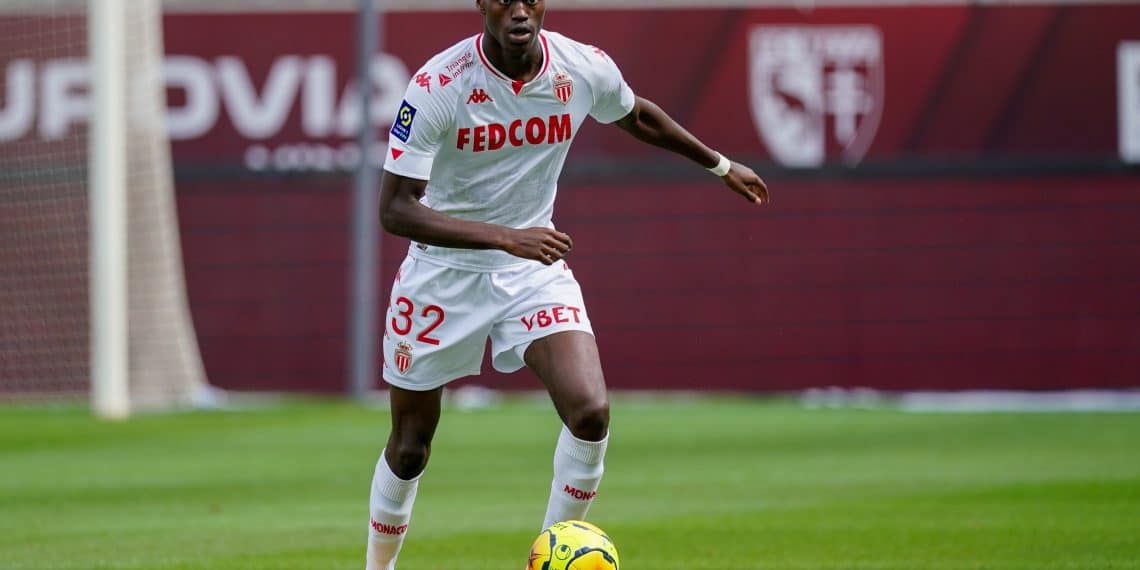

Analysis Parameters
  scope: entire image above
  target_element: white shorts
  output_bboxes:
[381,255,594,391]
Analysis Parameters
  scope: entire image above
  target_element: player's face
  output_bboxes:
[480,0,545,52]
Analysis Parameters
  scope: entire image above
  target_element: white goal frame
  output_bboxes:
[89,0,129,420]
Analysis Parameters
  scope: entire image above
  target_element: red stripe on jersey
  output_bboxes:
[475,33,509,81]
[474,32,550,94]
[538,33,550,78]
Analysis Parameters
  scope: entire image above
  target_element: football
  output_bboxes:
[527,520,620,570]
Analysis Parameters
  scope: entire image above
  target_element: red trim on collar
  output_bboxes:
[538,33,550,78]
[474,32,550,94]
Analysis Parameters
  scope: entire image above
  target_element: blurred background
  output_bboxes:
[1,0,1138,410]
[2,2,1139,568]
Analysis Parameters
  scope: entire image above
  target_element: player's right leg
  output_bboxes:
[366,385,442,570]
[366,256,493,569]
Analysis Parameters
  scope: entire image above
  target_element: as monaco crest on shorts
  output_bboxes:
[748,25,884,167]
[553,72,573,105]
[394,341,414,373]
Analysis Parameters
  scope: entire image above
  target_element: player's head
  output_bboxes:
[477,0,545,52]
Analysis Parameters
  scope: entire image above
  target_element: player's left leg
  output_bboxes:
[525,330,610,529]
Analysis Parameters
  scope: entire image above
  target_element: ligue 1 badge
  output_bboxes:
[394,341,414,373]
[553,72,573,105]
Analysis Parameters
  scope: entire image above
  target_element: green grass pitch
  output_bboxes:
[2,396,1138,569]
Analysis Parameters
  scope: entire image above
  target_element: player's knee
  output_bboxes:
[386,440,430,480]
[566,399,609,441]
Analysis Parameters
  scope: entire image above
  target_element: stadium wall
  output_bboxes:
[5,5,1138,393]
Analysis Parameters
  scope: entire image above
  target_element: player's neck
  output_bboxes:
[481,32,544,83]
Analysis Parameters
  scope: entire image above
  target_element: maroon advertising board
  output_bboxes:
[159,5,1140,168]
[2,6,1138,393]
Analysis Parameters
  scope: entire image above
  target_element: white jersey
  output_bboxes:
[382,30,636,271]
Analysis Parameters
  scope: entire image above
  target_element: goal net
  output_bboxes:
[0,0,209,415]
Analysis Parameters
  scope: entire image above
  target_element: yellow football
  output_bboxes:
[527,520,619,570]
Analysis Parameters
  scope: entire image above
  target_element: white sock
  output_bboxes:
[542,425,608,530]
[365,450,420,570]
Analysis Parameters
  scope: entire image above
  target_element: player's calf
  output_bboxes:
[366,450,421,570]
[541,425,608,530]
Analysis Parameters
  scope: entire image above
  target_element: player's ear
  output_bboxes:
[476,0,486,14]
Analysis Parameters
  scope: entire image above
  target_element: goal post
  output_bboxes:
[0,0,210,417]
[114,0,212,416]
[89,0,129,419]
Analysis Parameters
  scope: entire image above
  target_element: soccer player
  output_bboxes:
[366,0,768,567]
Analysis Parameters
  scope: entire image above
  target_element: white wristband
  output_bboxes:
[707,153,731,177]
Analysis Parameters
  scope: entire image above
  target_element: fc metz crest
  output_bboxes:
[394,341,413,373]
[749,25,884,167]
[553,72,573,105]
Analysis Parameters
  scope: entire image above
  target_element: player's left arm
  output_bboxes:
[614,96,769,205]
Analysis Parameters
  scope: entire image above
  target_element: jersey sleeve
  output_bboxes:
[588,50,636,124]
[383,71,453,180]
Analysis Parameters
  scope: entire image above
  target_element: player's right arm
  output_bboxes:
[378,172,572,265]
[381,63,571,266]
[380,63,567,265]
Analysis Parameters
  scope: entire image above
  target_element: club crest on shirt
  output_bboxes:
[390,100,417,143]
[553,72,573,105]
[394,341,414,373]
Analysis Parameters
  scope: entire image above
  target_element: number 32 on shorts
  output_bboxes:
[390,297,445,346]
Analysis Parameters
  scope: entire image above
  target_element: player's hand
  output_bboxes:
[722,162,769,205]
[502,227,573,265]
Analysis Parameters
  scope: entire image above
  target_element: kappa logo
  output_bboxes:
[466,88,493,104]
[414,72,431,93]
[749,25,884,167]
